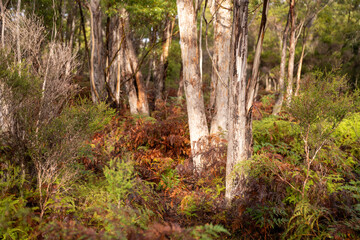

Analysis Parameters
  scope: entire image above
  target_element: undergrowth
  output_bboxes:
[0,85,359,239]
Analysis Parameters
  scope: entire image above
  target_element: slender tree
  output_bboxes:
[286,0,296,105]
[154,16,175,105]
[247,0,270,112]
[273,12,290,115]
[0,0,9,48]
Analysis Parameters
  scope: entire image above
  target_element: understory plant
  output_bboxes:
[246,71,359,238]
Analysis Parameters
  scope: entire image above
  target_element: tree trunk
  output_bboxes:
[107,15,122,106]
[177,0,209,172]
[209,0,231,135]
[0,0,10,48]
[295,30,307,96]
[57,0,63,42]
[146,29,157,88]
[246,0,270,112]
[89,0,106,103]
[273,12,290,115]
[16,0,21,66]
[286,0,296,105]
[120,8,149,115]
[154,17,175,105]
[265,74,270,91]
[78,0,90,67]
[65,0,76,47]
[226,0,250,204]
[177,62,184,100]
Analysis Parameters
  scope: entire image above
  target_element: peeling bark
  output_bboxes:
[89,0,106,103]
[210,0,231,135]
[177,0,209,172]
[107,15,122,106]
[226,0,250,204]
[120,9,149,115]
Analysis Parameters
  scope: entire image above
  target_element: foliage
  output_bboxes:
[191,224,230,240]
[104,158,135,206]
[0,195,33,240]
[0,162,35,239]
[283,200,331,239]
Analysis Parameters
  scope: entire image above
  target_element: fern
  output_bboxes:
[283,200,331,239]
[191,223,230,240]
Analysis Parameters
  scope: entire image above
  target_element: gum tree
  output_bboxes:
[177,0,209,171]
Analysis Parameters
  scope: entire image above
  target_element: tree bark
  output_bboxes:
[89,0,106,103]
[155,17,175,104]
[294,32,306,96]
[273,12,290,115]
[286,0,296,105]
[78,0,90,67]
[120,8,149,115]
[177,0,209,172]
[16,0,21,66]
[209,0,231,135]
[65,0,76,47]
[177,62,184,100]
[226,0,250,204]
[107,15,122,106]
[0,0,10,48]
[246,0,269,112]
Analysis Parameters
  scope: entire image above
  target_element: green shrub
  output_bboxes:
[30,100,115,219]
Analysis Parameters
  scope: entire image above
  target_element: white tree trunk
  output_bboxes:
[210,0,231,135]
[286,0,296,105]
[177,0,209,172]
[226,0,250,204]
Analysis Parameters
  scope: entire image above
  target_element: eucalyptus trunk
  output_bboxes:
[65,1,76,48]
[209,0,231,135]
[120,8,149,115]
[273,12,290,115]
[246,0,270,112]
[89,0,106,103]
[226,0,250,204]
[177,0,209,172]
[16,0,21,66]
[0,0,10,48]
[286,0,296,105]
[107,15,122,106]
[295,31,307,96]
[155,17,175,104]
